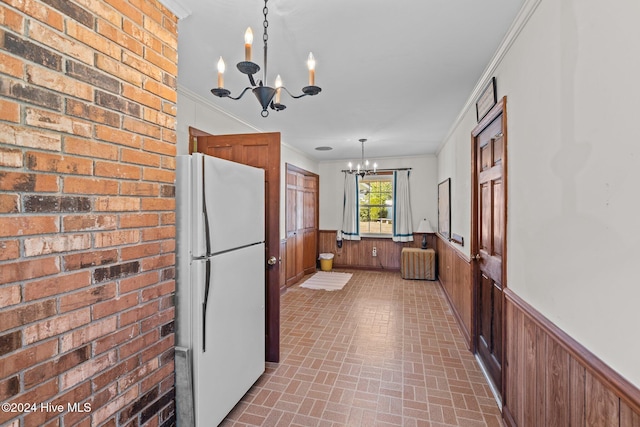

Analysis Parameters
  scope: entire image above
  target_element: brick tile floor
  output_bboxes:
[220,270,502,426]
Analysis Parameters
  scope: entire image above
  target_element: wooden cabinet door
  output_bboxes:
[285,180,300,287]
[295,185,305,275]
[303,229,317,273]
[302,177,318,273]
[285,166,318,284]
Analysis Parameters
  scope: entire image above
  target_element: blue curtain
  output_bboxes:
[392,170,414,242]
[341,173,360,240]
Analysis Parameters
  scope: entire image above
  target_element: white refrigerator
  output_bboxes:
[175,153,265,426]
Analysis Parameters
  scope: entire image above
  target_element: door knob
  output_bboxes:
[267,256,277,266]
[471,253,481,261]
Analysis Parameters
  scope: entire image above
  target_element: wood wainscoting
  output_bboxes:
[436,234,473,349]
[503,288,640,427]
[318,230,436,270]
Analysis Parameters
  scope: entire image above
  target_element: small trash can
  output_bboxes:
[319,253,334,271]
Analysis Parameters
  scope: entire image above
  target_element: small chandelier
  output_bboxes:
[211,0,321,117]
[348,139,378,178]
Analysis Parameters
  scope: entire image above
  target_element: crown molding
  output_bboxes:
[157,0,192,19]
[437,0,542,155]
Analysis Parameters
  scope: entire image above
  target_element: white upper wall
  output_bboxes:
[438,0,640,387]
[436,110,477,257]
[176,88,319,239]
[319,155,438,232]
[176,88,261,155]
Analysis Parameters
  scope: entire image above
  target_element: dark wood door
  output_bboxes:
[472,98,507,398]
[194,130,281,363]
[285,177,300,287]
[302,176,318,273]
[285,165,318,287]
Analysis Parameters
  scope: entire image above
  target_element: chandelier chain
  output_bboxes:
[262,0,269,85]
[263,1,268,44]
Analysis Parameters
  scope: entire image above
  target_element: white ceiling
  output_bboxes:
[171,0,525,161]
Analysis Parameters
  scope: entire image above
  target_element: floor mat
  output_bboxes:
[298,271,353,291]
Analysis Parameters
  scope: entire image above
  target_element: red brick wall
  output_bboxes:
[0,0,177,425]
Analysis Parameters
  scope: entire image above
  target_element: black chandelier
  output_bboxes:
[211,0,321,117]
[348,139,378,178]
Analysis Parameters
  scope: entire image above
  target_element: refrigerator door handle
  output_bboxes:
[202,258,211,352]
[202,156,212,256]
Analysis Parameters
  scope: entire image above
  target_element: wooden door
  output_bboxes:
[302,176,318,273]
[193,130,281,363]
[472,97,507,399]
[295,181,305,274]
[285,173,300,286]
[285,165,318,287]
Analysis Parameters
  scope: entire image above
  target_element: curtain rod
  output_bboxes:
[340,167,412,173]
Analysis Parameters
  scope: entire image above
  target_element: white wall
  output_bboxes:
[176,88,260,155]
[436,111,477,257]
[319,155,438,233]
[438,0,640,387]
[176,87,319,239]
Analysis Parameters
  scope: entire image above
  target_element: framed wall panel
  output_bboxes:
[438,178,451,240]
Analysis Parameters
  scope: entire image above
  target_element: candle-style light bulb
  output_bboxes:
[307,52,316,86]
[373,163,378,173]
[275,74,283,104]
[217,56,225,88]
[244,27,253,61]
[348,162,352,172]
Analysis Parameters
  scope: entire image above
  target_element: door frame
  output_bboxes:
[470,96,508,403]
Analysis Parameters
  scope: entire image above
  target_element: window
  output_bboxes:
[359,175,393,235]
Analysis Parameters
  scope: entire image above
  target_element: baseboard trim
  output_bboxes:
[502,405,517,427]
[475,353,502,410]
